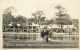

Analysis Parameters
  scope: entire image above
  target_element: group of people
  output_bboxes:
[41,29,50,42]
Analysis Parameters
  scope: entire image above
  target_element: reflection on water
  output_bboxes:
[3,32,79,48]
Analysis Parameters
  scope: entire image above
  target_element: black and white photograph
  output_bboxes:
[0,0,80,48]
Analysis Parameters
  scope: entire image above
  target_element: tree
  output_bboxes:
[45,19,54,25]
[32,10,46,25]
[3,7,15,26]
[55,5,72,31]
[40,17,46,25]
[16,15,27,26]
[2,7,17,32]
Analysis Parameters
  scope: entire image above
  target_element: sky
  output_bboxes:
[0,0,80,19]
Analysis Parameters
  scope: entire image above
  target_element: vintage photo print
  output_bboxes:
[0,0,80,49]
